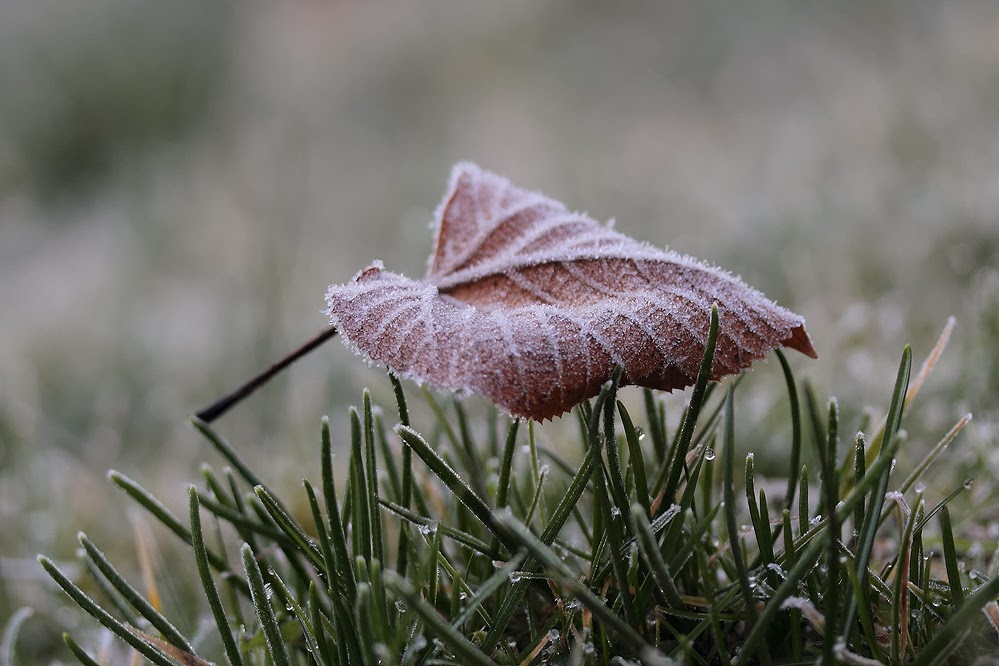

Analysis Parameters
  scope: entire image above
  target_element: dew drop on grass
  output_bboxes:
[964,478,975,489]
[610,506,622,519]
[509,571,523,583]
[914,482,926,494]
[395,600,407,612]
[704,448,716,461]
[418,520,439,536]
[636,427,646,441]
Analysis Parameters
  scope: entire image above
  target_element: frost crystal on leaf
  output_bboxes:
[326,162,816,421]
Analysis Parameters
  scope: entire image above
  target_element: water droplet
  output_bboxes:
[914,482,926,494]
[419,520,439,536]
[636,427,646,441]
[964,478,975,489]
[395,600,407,612]
[704,448,716,461]
[509,571,523,583]
[610,506,622,518]
[766,563,786,579]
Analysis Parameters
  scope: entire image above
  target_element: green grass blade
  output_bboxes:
[774,350,803,509]
[820,398,841,659]
[455,401,491,505]
[195,492,289,545]
[189,487,244,666]
[395,424,511,549]
[842,345,912,644]
[380,498,493,555]
[349,407,372,562]
[451,550,527,630]
[643,389,667,465]
[304,480,338,589]
[659,305,720,509]
[267,568,323,661]
[108,471,236,584]
[602,367,630,518]
[364,390,386,566]
[77,533,194,654]
[899,414,972,495]
[891,498,919,664]
[910,571,999,666]
[191,418,268,491]
[385,571,499,666]
[721,385,768,664]
[38,557,174,666]
[1,607,32,666]
[253,485,325,567]
[62,633,104,666]
[939,506,965,609]
[320,417,357,602]
[494,511,666,665]
[630,503,683,608]
[494,419,520,511]
[240,543,291,666]
[309,582,337,666]
[619,401,651,516]
[480,389,607,654]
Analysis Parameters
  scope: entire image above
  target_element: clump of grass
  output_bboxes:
[36,311,999,664]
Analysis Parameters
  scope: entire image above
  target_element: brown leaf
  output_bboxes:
[326,163,816,421]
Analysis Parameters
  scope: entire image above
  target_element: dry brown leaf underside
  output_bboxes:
[326,162,816,421]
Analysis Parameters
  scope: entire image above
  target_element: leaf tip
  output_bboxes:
[783,324,818,359]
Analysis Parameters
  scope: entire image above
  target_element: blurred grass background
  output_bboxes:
[2,0,998,659]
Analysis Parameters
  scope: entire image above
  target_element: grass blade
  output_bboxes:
[721,386,768,664]
[629,503,683,609]
[659,305,720,509]
[385,571,499,666]
[189,487,244,666]
[240,543,291,666]
[77,533,194,654]
[939,506,965,609]
[364,390,386,566]
[38,557,174,666]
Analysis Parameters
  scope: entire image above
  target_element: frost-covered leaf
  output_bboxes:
[326,162,816,421]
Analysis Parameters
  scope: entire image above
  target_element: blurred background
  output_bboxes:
[2,0,999,659]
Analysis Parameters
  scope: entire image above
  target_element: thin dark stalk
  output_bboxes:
[195,326,338,422]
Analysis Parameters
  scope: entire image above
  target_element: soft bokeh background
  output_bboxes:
[2,0,998,659]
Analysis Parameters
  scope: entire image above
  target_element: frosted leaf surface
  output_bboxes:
[326,162,816,421]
